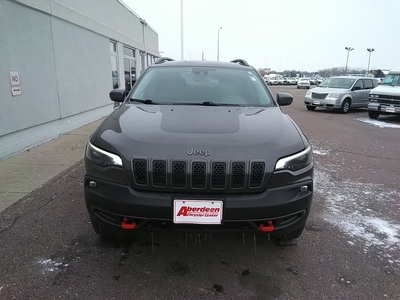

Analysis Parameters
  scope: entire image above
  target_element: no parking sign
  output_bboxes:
[9,70,21,96]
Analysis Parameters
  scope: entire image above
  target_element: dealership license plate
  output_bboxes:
[386,107,395,113]
[313,100,320,105]
[173,199,223,224]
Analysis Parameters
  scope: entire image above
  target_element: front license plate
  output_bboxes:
[173,199,223,224]
[386,107,395,113]
[313,100,320,105]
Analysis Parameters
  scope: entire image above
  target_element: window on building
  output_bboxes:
[123,46,136,91]
[110,41,119,89]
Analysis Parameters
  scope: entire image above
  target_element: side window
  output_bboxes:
[363,79,373,89]
[354,80,363,90]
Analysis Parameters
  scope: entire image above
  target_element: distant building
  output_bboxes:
[0,0,159,160]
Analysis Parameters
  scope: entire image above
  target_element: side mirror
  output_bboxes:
[353,86,361,91]
[276,92,293,106]
[109,89,126,102]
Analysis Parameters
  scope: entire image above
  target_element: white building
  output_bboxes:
[0,0,159,160]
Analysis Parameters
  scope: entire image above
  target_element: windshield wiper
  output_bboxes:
[131,98,156,104]
[201,101,220,106]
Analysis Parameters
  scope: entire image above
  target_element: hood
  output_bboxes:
[93,104,306,169]
[371,85,400,96]
[310,86,350,94]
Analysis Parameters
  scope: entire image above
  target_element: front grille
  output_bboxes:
[371,94,400,105]
[312,93,328,99]
[131,158,266,192]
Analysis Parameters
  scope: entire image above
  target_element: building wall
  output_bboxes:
[0,0,159,160]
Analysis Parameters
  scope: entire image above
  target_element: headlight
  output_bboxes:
[328,93,341,99]
[305,91,311,97]
[275,146,312,171]
[86,142,123,167]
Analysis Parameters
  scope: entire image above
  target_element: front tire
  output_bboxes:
[368,110,379,119]
[271,224,305,242]
[340,99,351,114]
[306,105,316,111]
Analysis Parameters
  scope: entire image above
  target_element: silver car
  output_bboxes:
[304,76,379,113]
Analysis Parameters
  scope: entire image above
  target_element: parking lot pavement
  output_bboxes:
[0,118,104,213]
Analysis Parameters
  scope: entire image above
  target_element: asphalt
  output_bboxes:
[0,118,104,213]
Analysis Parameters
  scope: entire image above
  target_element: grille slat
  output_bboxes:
[132,159,148,185]
[131,158,266,191]
[211,162,226,189]
[172,161,186,188]
[192,162,207,189]
[231,162,245,189]
[152,160,167,187]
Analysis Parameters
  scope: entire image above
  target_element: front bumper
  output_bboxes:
[304,97,341,109]
[84,175,313,234]
[368,102,400,115]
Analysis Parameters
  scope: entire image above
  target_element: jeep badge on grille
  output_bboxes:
[187,148,211,157]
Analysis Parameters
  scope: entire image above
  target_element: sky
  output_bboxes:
[123,0,400,72]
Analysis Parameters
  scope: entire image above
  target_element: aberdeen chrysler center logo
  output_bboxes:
[187,148,211,157]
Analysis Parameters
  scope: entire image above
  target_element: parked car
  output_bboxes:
[84,58,314,242]
[297,78,310,89]
[316,77,324,85]
[304,76,379,113]
[368,67,400,119]
[278,77,286,85]
[286,77,297,85]
[267,77,279,85]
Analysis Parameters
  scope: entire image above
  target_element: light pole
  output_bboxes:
[217,27,222,61]
[344,46,354,75]
[367,48,375,74]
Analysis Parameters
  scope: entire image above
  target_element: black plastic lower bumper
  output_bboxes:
[84,175,313,234]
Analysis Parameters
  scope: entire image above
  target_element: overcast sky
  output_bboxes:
[123,0,399,72]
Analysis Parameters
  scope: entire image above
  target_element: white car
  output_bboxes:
[267,77,279,85]
[297,78,310,89]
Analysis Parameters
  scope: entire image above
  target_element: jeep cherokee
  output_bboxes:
[84,58,314,242]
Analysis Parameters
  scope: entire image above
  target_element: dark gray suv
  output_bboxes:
[84,58,314,242]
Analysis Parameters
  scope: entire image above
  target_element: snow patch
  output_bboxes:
[358,117,400,128]
[314,165,400,265]
[38,258,69,274]
[313,149,329,156]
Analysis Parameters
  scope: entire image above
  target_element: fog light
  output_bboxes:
[300,185,308,192]
[89,181,97,188]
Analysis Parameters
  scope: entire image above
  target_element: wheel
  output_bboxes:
[90,218,113,236]
[271,224,305,242]
[306,105,316,111]
[340,99,351,114]
[368,110,379,119]
[297,86,299,89]
[90,218,133,238]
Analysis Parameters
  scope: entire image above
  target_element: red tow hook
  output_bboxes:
[121,218,137,230]
[258,220,274,232]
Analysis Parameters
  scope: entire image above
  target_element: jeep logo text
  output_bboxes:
[187,148,211,157]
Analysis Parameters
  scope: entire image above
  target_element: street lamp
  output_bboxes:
[367,48,375,74]
[344,46,354,75]
[217,27,222,61]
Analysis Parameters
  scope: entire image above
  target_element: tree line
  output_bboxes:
[258,67,386,78]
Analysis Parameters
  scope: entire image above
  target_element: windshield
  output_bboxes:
[319,77,356,89]
[130,66,274,107]
[380,74,400,86]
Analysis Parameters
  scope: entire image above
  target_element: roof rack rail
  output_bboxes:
[230,59,249,67]
[155,57,175,64]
